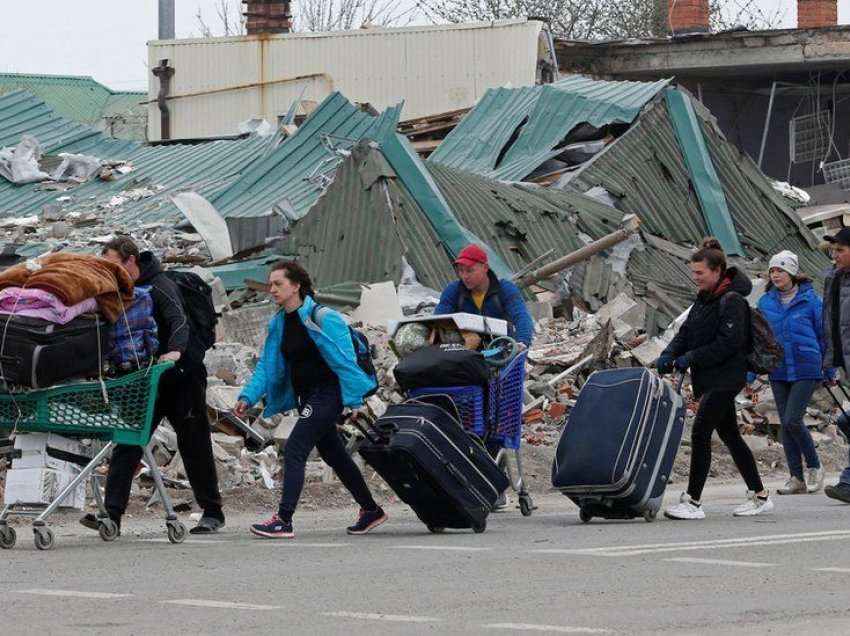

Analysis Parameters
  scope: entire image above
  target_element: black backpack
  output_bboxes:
[311,304,378,397]
[720,292,784,375]
[163,270,218,364]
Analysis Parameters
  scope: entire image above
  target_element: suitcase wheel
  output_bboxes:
[472,520,486,534]
[427,525,445,534]
[519,494,534,517]
[579,508,592,523]
[643,509,657,523]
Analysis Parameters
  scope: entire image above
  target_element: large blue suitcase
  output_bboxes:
[551,368,685,522]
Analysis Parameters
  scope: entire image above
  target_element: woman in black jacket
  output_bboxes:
[656,238,773,520]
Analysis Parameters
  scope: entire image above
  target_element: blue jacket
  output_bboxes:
[238,295,377,415]
[434,270,534,346]
[752,282,829,383]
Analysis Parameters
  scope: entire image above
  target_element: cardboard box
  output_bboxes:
[13,433,93,459]
[3,466,86,510]
[12,452,81,472]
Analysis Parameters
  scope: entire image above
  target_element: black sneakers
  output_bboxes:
[250,514,294,539]
[346,507,388,535]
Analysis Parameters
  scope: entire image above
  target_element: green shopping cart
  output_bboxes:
[0,362,187,550]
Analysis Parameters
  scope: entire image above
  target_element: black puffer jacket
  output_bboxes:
[662,267,752,398]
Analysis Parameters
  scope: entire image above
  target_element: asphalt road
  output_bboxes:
[3,480,850,636]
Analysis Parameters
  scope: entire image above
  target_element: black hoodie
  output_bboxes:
[136,251,190,357]
[662,266,752,398]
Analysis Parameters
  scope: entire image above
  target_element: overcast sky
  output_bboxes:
[2,1,848,92]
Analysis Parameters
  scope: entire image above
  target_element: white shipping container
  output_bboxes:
[147,19,549,140]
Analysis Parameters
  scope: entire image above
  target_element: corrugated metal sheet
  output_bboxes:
[147,19,543,139]
[0,75,145,140]
[285,141,629,292]
[0,91,272,227]
[429,75,670,181]
[565,93,831,277]
[213,92,402,221]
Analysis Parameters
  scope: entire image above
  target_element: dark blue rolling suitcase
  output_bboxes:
[551,368,685,522]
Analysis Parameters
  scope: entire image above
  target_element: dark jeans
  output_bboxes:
[688,389,764,501]
[278,385,377,520]
[105,366,223,519]
[770,379,821,479]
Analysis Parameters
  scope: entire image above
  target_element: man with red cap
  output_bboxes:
[434,243,533,347]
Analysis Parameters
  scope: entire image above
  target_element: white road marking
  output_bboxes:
[530,530,850,557]
[389,545,491,552]
[483,623,610,634]
[813,567,850,573]
[323,611,440,623]
[665,557,776,568]
[267,542,351,548]
[163,599,281,611]
[141,539,233,544]
[16,589,132,599]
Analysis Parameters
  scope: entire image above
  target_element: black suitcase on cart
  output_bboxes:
[551,367,686,523]
[0,314,110,388]
[357,399,509,533]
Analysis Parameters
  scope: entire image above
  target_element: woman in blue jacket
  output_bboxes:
[234,261,386,539]
[753,251,828,495]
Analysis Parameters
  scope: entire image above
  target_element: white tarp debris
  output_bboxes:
[50,153,103,183]
[237,118,275,138]
[351,281,404,327]
[397,259,441,315]
[171,192,234,260]
[0,135,49,184]
[771,180,811,205]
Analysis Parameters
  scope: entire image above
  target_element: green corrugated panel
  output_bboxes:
[0,74,143,128]
[212,93,403,221]
[430,75,670,181]
[0,91,272,227]
[287,142,453,292]
[285,142,630,292]
[664,88,743,256]
[566,96,831,275]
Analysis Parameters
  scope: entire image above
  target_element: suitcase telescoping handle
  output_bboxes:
[349,411,398,444]
[823,382,850,440]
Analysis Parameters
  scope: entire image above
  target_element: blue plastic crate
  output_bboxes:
[409,385,486,437]
[487,350,527,449]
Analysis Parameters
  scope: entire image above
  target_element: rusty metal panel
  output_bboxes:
[147,19,543,140]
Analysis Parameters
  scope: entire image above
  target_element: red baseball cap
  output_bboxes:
[455,244,488,267]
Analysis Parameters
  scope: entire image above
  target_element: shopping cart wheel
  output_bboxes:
[472,520,486,534]
[33,527,54,551]
[167,520,187,544]
[519,494,534,517]
[98,519,120,542]
[642,509,657,523]
[0,525,16,549]
[579,508,592,523]
[426,525,445,534]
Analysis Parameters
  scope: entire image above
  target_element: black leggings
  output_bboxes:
[688,390,764,501]
[278,385,377,520]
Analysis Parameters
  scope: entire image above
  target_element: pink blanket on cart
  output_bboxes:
[0,287,98,324]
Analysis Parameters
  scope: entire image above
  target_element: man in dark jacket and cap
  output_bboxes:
[434,244,534,347]
[80,237,224,535]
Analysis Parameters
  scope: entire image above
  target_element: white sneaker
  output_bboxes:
[806,467,825,494]
[664,492,705,520]
[733,492,774,517]
[494,492,511,511]
[777,477,807,495]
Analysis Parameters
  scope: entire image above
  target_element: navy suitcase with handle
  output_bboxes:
[551,368,686,522]
[357,399,509,533]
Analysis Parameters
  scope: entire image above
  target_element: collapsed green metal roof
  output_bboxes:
[0,74,145,140]
[212,92,403,223]
[285,141,628,292]
[429,75,670,181]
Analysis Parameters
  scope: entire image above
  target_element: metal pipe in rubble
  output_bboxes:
[158,0,175,40]
[515,214,641,289]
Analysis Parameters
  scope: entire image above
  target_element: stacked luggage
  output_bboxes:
[551,367,686,522]
[357,397,509,533]
[0,254,159,388]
